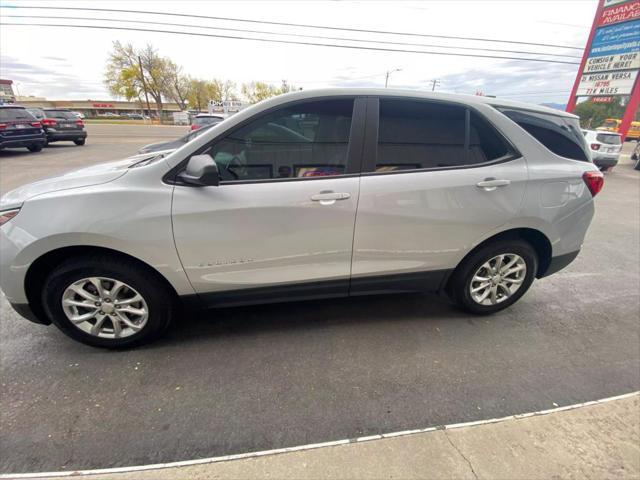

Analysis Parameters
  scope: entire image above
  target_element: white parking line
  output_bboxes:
[2,390,638,479]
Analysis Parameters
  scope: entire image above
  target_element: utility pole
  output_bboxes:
[385,68,402,88]
[430,79,441,91]
[138,55,152,123]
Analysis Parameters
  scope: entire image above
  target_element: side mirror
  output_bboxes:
[178,154,219,187]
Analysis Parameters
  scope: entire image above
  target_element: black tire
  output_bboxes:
[635,158,640,171]
[43,137,49,147]
[447,239,538,315]
[27,144,42,152]
[74,139,86,146]
[42,255,174,348]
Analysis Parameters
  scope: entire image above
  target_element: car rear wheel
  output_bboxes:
[42,255,174,348]
[27,144,42,152]
[447,239,537,315]
[74,139,86,146]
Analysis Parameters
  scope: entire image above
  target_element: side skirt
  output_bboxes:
[183,270,452,309]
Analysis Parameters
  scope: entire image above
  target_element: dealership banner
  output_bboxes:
[589,19,640,56]
[598,0,640,25]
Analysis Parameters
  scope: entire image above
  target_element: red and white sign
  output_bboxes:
[92,103,114,108]
[577,70,639,96]
[591,96,615,103]
[598,0,640,25]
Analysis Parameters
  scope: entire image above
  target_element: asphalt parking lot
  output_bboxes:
[1,126,639,474]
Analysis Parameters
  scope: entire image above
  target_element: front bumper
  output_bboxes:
[46,129,87,141]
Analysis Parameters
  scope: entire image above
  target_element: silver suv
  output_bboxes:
[0,89,603,348]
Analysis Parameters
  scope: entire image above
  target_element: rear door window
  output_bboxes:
[499,108,590,162]
[375,99,513,172]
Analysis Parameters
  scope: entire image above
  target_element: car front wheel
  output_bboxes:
[74,139,86,146]
[27,144,42,152]
[447,239,537,315]
[42,255,174,348]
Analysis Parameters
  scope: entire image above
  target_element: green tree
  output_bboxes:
[241,81,281,103]
[104,42,175,119]
[574,97,626,129]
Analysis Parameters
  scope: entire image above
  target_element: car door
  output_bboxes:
[171,97,365,306]
[351,97,528,293]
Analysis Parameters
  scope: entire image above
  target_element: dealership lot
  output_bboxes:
[0,126,638,473]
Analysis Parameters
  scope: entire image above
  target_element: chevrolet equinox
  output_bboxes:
[0,89,603,348]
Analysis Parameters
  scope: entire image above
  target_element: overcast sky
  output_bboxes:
[0,0,597,105]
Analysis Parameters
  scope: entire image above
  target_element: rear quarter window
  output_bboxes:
[44,110,77,120]
[499,108,590,162]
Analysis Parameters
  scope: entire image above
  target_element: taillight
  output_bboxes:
[190,124,199,131]
[590,143,600,150]
[583,171,604,197]
[31,121,41,128]
[0,123,6,130]
[42,118,57,126]
[76,119,84,127]
[0,209,20,226]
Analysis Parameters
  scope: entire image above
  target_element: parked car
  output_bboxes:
[0,105,46,152]
[0,89,603,348]
[71,111,85,119]
[631,141,640,170]
[39,109,88,146]
[127,113,145,120]
[190,113,225,131]
[582,129,622,171]
[138,123,217,154]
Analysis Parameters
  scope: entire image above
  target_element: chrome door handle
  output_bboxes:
[310,192,351,205]
[476,178,511,191]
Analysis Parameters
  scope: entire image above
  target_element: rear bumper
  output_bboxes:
[0,134,46,148]
[592,155,619,168]
[46,130,87,141]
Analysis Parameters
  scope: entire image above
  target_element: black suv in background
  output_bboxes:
[0,105,46,152]
[27,108,87,146]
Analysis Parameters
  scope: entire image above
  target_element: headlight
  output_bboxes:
[0,209,20,226]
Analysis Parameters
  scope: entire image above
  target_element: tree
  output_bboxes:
[165,61,190,110]
[241,81,281,103]
[104,42,175,119]
[573,97,627,129]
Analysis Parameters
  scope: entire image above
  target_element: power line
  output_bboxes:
[0,22,582,65]
[2,14,582,60]
[2,5,584,51]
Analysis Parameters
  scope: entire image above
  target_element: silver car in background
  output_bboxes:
[0,89,603,348]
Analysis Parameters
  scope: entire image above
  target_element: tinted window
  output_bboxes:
[469,111,510,163]
[596,133,621,145]
[193,116,223,126]
[27,108,45,120]
[500,108,589,161]
[376,100,510,171]
[44,110,77,120]
[0,108,34,121]
[203,99,353,181]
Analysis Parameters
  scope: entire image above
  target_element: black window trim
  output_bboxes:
[164,95,367,186]
[360,96,522,177]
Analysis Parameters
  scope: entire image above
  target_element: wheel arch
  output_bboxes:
[24,246,181,325]
[444,227,553,291]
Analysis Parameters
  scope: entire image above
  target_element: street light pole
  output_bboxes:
[385,68,402,88]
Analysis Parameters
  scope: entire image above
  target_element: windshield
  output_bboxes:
[44,110,78,120]
[596,134,621,145]
[0,108,35,121]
